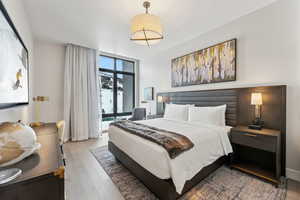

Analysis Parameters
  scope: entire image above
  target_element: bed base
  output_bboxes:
[108,141,228,200]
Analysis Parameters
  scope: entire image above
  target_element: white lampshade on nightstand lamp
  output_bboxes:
[249,93,264,130]
[157,96,170,114]
[157,96,170,103]
[157,96,163,103]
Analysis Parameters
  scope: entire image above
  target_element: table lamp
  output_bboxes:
[157,96,163,103]
[157,96,170,114]
[248,93,264,130]
[30,96,49,127]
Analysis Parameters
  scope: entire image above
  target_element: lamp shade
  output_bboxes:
[157,96,163,103]
[130,13,163,45]
[251,93,263,105]
[157,96,170,103]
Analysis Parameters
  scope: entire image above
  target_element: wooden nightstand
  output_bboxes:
[147,114,163,119]
[229,126,281,185]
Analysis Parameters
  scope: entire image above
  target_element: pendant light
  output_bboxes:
[130,1,163,47]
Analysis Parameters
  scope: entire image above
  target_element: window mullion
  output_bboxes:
[113,57,117,116]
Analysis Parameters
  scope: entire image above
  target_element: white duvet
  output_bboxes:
[108,118,233,194]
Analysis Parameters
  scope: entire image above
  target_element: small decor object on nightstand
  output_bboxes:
[249,93,264,130]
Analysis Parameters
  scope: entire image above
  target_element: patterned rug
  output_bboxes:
[91,146,286,200]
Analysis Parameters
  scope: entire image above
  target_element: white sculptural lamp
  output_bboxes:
[0,122,41,184]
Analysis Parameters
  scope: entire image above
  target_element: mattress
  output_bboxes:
[108,118,233,194]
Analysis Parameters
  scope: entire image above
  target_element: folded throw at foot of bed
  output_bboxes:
[110,120,194,159]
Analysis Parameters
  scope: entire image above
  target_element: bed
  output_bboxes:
[108,89,239,200]
[108,86,286,200]
[109,118,232,191]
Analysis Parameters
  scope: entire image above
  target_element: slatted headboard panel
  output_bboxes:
[157,89,238,126]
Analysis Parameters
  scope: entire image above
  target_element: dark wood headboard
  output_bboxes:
[157,85,286,130]
[157,89,239,126]
[157,85,286,175]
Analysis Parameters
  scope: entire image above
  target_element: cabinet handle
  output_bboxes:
[244,133,257,137]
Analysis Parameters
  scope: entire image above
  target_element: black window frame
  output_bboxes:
[99,55,135,119]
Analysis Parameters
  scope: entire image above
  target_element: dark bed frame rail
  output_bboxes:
[109,141,227,200]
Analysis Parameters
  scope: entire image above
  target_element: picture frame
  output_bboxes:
[171,39,236,87]
[144,87,154,101]
[0,1,29,109]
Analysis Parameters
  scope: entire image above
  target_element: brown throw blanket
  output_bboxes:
[110,120,194,159]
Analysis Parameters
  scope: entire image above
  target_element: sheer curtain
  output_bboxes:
[64,44,101,141]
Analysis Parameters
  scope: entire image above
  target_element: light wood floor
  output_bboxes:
[64,134,300,200]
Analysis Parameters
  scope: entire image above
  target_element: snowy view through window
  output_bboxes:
[99,56,134,131]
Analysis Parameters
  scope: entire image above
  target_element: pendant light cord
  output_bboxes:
[143,1,150,14]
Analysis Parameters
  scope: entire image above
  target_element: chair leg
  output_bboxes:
[60,145,66,166]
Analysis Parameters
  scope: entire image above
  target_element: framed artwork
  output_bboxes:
[144,87,154,101]
[0,1,29,109]
[171,39,236,87]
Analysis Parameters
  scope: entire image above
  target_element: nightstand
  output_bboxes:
[147,114,163,119]
[229,126,281,185]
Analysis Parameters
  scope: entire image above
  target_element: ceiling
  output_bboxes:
[23,0,277,59]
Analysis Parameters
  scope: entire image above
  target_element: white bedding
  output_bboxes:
[108,118,233,194]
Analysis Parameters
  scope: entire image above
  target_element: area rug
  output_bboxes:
[91,146,286,200]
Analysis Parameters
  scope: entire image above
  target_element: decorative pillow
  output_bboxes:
[188,105,227,126]
[164,104,193,121]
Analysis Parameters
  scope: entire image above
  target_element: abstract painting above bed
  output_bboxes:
[0,1,29,108]
[171,39,236,87]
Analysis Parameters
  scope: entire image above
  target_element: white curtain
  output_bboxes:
[64,44,101,141]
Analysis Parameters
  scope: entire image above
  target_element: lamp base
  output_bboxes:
[248,124,263,130]
[248,118,264,130]
[30,122,44,127]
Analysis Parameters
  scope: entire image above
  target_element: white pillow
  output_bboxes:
[218,105,227,126]
[188,105,227,126]
[164,104,193,121]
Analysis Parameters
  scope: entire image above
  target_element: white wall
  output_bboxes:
[33,40,65,122]
[0,0,34,123]
[140,0,300,178]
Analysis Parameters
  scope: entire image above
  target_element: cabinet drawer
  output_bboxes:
[230,131,277,152]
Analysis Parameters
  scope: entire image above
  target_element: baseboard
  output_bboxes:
[286,168,300,182]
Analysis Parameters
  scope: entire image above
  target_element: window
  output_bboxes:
[98,55,135,127]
